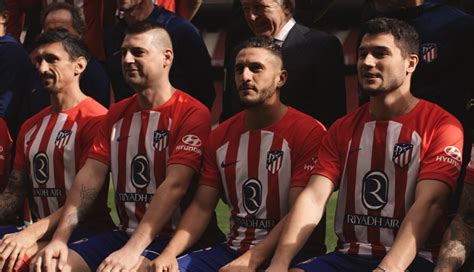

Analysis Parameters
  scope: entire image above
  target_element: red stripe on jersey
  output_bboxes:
[153,113,172,233]
[225,138,240,249]
[266,135,283,224]
[344,123,364,255]
[117,115,132,230]
[53,118,75,208]
[240,131,261,252]
[37,114,59,217]
[392,125,412,238]
[368,122,388,256]
[135,112,149,222]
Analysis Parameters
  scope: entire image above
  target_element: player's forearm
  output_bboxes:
[271,191,326,268]
[53,171,103,243]
[24,207,65,241]
[379,195,446,271]
[176,0,202,20]
[123,181,190,253]
[434,215,472,272]
[0,171,27,221]
[239,215,289,269]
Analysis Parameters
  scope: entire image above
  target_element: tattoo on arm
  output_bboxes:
[436,185,474,270]
[0,171,28,220]
[66,184,99,228]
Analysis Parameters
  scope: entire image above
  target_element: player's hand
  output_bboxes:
[147,251,179,272]
[97,247,141,272]
[29,240,68,272]
[0,231,38,272]
[219,253,257,272]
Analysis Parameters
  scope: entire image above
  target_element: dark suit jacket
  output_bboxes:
[222,22,346,129]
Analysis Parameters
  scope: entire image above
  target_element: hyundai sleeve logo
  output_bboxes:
[182,135,202,147]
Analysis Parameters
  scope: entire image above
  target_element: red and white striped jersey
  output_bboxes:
[313,100,463,262]
[0,118,12,191]
[200,107,326,253]
[88,90,210,234]
[42,0,106,61]
[465,145,474,185]
[14,97,107,219]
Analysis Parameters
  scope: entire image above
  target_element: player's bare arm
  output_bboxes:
[377,180,451,272]
[149,184,220,272]
[266,175,334,271]
[220,187,304,272]
[97,164,197,272]
[0,170,28,221]
[434,183,474,272]
[30,158,108,271]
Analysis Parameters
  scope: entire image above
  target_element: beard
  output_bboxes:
[238,83,275,108]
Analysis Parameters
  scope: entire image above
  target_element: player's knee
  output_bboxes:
[289,268,304,272]
[65,249,90,272]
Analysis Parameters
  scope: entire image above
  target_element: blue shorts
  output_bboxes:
[0,225,94,243]
[69,230,170,271]
[293,251,434,272]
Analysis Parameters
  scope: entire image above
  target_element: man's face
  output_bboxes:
[35,42,80,93]
[241,0,289,37]
[44,9,80,36]
[121,31,167,91]
[357,33,411,97]
[117,0,143,11]
[234,47,285,108]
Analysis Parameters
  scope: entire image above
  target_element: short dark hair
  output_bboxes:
[0,0,6,13]
[36,30,90,61]
[41,2,86,36]
[234,36,284,67]
[125,20,167,35]
[359,17,419,57]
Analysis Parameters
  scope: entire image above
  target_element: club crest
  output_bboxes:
[421,43,437,63]
[392,143,414,168]
[55,130,72,148]
[266,150,284,174]
[153,130,169,151]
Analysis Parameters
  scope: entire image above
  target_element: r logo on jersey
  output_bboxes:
[55,130,72,148]
[131,155,150,189]
[153,130,169,151]
[392,143,413,168]
[242,178,262,215]
[421,43,437,63]
[267,150,284,174]
[362,170,389,210]
[33,152,49,184]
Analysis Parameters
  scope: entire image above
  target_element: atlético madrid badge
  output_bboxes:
[392,143,414,168]
[421,43,437,63]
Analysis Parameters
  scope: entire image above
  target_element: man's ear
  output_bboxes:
[277,69,287,88]
[163,48,174,67]
[406,53,419,73]
[74,56,87,76]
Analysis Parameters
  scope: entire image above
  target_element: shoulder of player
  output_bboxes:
[173,90,210,115]
[210,112,244,137]
[78,97,108,115]
[418,99,462,128]
[285,107,327,133]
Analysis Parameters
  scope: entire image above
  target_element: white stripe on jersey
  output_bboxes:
[354,121,376,245]
[110,118,122,200]
[124,112,142,232]
[27,115,50,218]
[232,131,250,250]
[335,140,352,253]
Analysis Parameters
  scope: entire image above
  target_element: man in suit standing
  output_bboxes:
[221,0,346,129]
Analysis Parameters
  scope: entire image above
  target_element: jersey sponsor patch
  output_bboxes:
[436,146,462,168]
[266,150,284,174]
[392,143,413,168]
[362,170,389,210]
[421,43,438,63]
[55,130,72,148]
[153,130,169,151]
[242,178,262,215]
[131,155,151,189]
[33,152,49,184]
